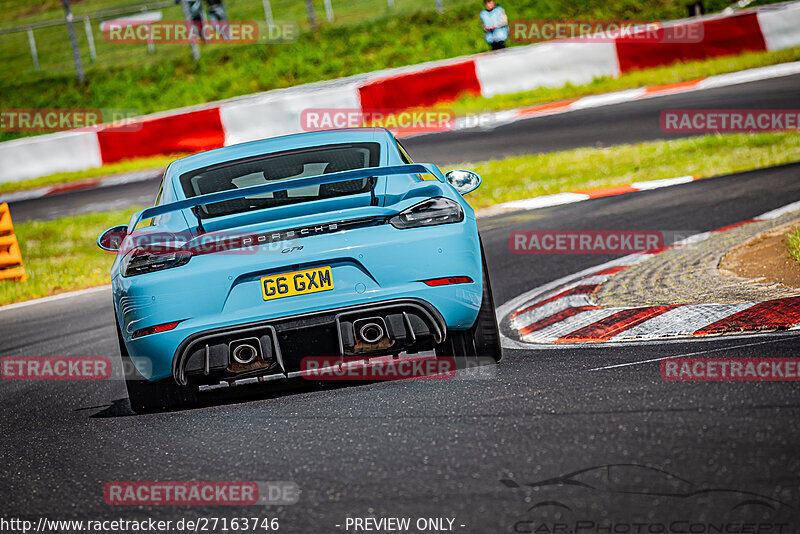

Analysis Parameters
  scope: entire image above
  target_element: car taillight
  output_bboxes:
[120,246,192,277]
[423,276,473,286]
[389,197,464,229]
[132,321,181,339]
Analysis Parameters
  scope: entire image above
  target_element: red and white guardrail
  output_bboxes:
[1,1,799,184]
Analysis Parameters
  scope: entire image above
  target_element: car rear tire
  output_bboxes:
[435,247,502,364]
[115,320,197,413]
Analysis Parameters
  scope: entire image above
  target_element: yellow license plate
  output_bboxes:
[261,266,334,301]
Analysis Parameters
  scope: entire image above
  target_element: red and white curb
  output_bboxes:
[492,176,697,213]
[497,199,800,347]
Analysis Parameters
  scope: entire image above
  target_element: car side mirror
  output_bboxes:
[97,225,128,252]
[445,169,482,195]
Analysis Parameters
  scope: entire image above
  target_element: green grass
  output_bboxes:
[459,132,800,211]
[0,0,476,76]
[0,3,478,143]
[1,0,463,28]
[0,207,140,306]
[3,132,799,305]
[1,0,772,144]
[788,229,800,265]
[443,47,800,115]
[4,43,800,196]
[0,154,180,195]
[6,0,782,28]
[1,0,169,26]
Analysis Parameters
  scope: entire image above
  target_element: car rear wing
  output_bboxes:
[126,163,444,233]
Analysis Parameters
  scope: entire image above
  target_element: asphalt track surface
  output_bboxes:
[7,73,800,222]
[4,70,800,527]
[2,157,800,530]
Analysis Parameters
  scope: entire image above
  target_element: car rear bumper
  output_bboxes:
[115,221,483,381]
[172,298,447,386]
[123,283,479,382]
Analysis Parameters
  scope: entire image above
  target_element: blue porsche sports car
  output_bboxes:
[98,128,501,412]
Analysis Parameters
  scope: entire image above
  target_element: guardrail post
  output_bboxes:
[83,16,97,61]
[262,0,275,30]
[304,0,318,32]
[26,28,40,70]
[61,0,85,82]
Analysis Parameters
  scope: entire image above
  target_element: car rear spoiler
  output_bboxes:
[126,163,444,233]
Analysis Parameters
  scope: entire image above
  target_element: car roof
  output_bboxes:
[165,127,395,180]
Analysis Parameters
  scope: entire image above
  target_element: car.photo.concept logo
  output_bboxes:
[503,464,794,531]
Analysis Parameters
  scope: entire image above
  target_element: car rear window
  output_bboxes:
[179,142,380,219]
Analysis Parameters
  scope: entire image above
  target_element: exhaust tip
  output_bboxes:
[358,322,385,344]
[230,339,260,365]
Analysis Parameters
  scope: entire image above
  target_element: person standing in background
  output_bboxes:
[205,0,228,23]
[480,0,509,50]
[186,0,228,22]
[185,0,229,41]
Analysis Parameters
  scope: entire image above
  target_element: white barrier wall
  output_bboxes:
[219,83,361,145]
[757,2,800,51]
[474,41,620,98]
[0,131,102,183]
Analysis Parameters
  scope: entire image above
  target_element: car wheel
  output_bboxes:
[115,319,197,413]
[435,246,502,364]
